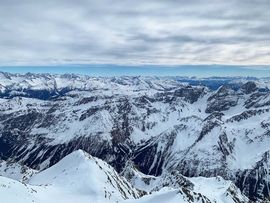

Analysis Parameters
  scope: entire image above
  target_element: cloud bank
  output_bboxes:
[0,0,269,65]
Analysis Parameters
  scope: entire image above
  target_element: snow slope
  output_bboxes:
[125,188,211,203]
[0,150,251,203]
[122,166,250,203]
[0,159,37,182]
[0,150,140,203]
[29,150,140,201]
[189,176,250,203]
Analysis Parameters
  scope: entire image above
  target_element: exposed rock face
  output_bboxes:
[236,151,270,201]
[241,81,258,94]
[0,73,270,201]
[245,92,270,108]
[206,86,238,113]
[173,86,206,103]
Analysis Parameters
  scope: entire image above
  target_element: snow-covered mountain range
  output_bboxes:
[0,72,269,202]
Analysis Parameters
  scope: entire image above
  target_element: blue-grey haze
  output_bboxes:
[0,65,269,77]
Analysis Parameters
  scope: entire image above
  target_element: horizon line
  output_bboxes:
[0,64,269,78]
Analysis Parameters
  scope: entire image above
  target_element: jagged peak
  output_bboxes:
[241,81,258,94]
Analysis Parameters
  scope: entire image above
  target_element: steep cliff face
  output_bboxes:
[0,73,269,201]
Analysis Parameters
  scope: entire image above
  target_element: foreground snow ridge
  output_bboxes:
[0,150,250,203]
[0,150,140,203]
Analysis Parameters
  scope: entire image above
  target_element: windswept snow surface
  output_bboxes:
[125,188,208,203]
[0,150,139,203]
[0,150,250,203]
[0,159,37,182]
[189,176,250,203]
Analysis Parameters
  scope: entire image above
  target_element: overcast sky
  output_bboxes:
[0,0,269,65]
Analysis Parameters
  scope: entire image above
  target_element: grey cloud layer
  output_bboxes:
[0,0,269,64]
